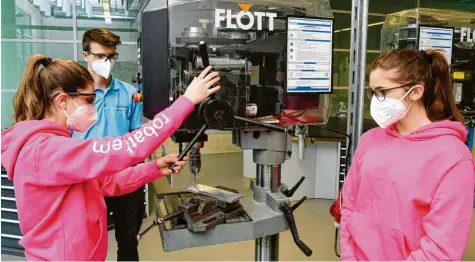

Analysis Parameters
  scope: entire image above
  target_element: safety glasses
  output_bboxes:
[88,51,119,62]
[366,82,415,102]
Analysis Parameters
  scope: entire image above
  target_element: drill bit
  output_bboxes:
[189,142,203,189]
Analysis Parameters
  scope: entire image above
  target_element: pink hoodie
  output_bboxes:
[340,120,475,261]
[1,96,194,261]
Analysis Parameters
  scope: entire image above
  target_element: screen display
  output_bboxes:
[286,17,333,93]
[418,26,454,64]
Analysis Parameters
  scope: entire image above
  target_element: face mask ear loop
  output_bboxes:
[63,96,81,119]
[399,86,415,102]
[406,99,416,112]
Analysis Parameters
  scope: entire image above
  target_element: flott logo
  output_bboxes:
[461,27,475,43]
[215,4,278,31]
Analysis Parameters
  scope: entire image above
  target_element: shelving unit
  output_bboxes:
[1,166,24,257]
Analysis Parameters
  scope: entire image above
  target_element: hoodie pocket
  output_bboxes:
[87,215,105,260]
[347,212,408,260]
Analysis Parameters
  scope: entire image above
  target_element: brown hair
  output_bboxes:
[372,49,463,123]
[14,55,93,122]
[82,28,121,52]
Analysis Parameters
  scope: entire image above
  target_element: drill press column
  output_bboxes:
[238,130,291,261]
[255,164,281,261]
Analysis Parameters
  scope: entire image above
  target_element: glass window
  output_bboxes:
[2,92,17,130]
[1,42,74,129]
[369,0,418,14]
[1,0,74,40]
[75,0,140,43]
[419,0,475,12]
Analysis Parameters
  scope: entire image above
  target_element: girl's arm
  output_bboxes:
[98,154,183,197]
[405,159,475,261]
[98,161,162,197]
[34,96,193,186]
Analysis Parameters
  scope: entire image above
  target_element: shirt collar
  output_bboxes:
[95,77,118,92]
[108,77,119,90]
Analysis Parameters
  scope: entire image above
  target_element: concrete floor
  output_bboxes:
[3,152,475,261]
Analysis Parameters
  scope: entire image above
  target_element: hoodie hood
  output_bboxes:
[1,120,70,180]
[385,120,467,142]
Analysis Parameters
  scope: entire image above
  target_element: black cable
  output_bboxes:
[311,125,352,181]
[334,228,340,258]
[311,125,351,259]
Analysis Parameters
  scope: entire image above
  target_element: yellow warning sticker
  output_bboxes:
[453,71,465,80]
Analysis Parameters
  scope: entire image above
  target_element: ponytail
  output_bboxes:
[424,50,464,123]
[14,55,51,122]
[13,54,93,122]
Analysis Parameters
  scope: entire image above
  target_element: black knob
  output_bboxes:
[282,176,306,197]
[295,239,313,256]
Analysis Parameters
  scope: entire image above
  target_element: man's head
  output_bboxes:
[82,28,121,79]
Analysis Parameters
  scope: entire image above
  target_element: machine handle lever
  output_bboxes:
[233,115,293,135]
[291,196,307,212]
[137,210,185,241]
[280,201,313,257]
[282,176,306,197]
[168,124,208,172]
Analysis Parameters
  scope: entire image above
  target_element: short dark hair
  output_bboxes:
[82,28,121,52]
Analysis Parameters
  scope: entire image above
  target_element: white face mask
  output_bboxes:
[91,59,114,79]
[370,86,415,128]
[63,99,98,133]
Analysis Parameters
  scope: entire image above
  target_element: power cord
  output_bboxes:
[310,125,351,259]
[334,228,340,258]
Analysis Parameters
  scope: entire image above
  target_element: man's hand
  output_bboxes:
[156,154,188,175]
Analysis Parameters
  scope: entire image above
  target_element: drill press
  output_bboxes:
[139,0,335,258]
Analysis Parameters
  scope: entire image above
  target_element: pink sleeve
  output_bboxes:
[98,161,163,197]
[34,96,193,186]
[406,159,475,261]
[340,153,361,261]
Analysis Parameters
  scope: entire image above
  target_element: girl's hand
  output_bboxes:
[156,154,188,175]
[183,66,221,104]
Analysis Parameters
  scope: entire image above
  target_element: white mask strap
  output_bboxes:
[399,86,415,102]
